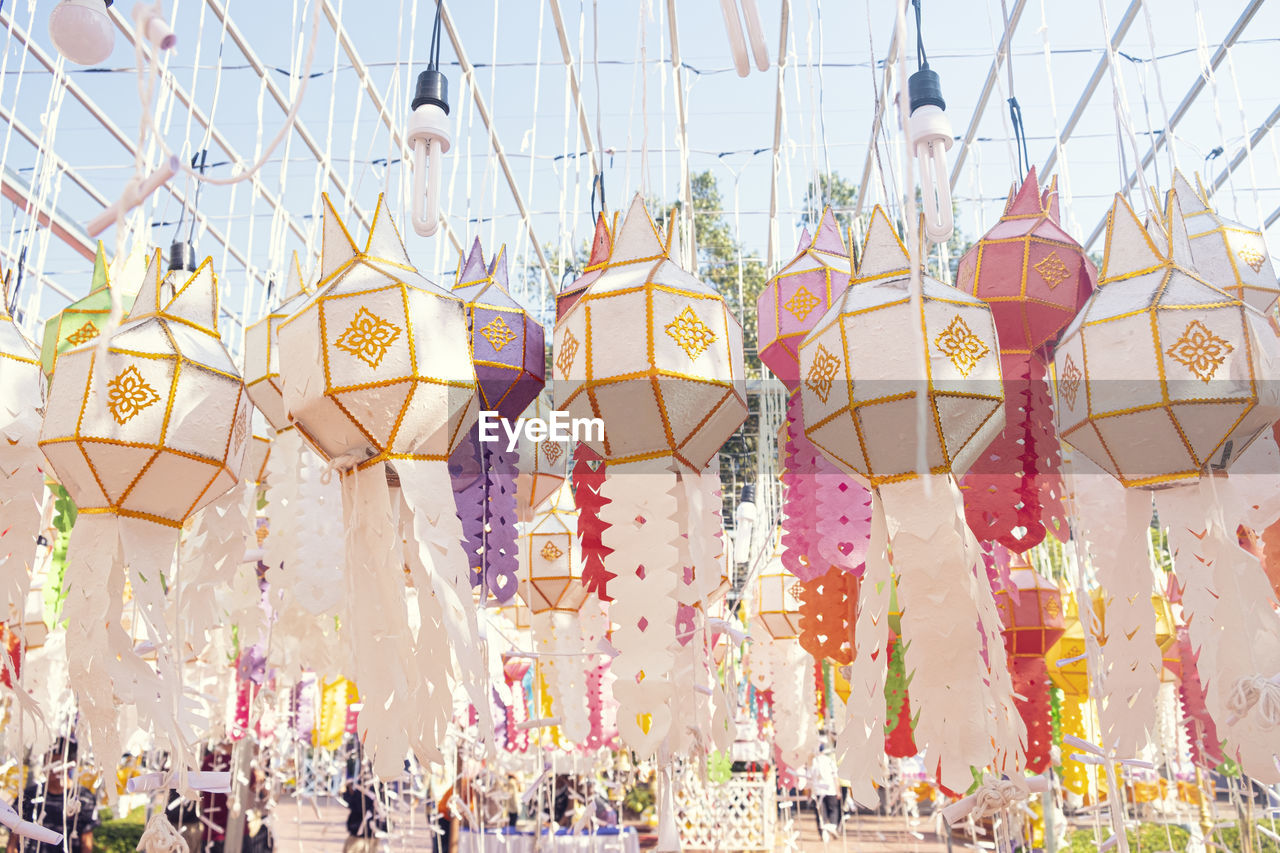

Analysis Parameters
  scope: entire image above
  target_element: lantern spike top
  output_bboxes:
[89,241,111,296]
[1006,166,1043,217]
[488,244,508,289]
[1164,189,1197,269]
[1041,175,1062,224]
[1099,193,1167,284]
[607,193,667,268]
[128,249,220,337]
[0,264,10,321]
[317,193,361,284]
[1170,169,1212,215]
[583,212,614,273]
[457,237,488,286]
[280,251,310,302]
[852,205,913,283]
[364,195,414,270]
[810,206,849,258]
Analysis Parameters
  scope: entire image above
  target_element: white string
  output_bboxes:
[983,0,1020,183]
[137,0,323,189]
[1138,0,1177,174]
[1191,0,1237,216]
[1037,0,1084,240]
[1222,47,1268,232]
[1098,0,1153,218]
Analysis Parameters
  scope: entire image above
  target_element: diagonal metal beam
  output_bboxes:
[766,0,791,269]
[201,0,370,230]
[1041,0,1140,178]
[440,1,556,295]
[547,0,600,179]
[108,7,310,249]
[1,166,95,264]
[1207,100,1280,196]
[853,11,902,217]
[948,0,1028,189]
[318,0,464,255]
[0,10,265,313]
[1084,0,1266,248]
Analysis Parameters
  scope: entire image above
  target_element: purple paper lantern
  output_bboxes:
[452,240,545,420]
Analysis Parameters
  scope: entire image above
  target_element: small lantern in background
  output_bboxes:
[556,212,615,322]
[1173,170,1280,313]
[243,252,312,432]
[39,242,135,380]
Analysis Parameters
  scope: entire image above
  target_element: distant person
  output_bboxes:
[810,745,842,840]
[7,738,99,853]
[343,774,386,853]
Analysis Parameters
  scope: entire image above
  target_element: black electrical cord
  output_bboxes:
[912,0,928,70]
[428,0,444,72]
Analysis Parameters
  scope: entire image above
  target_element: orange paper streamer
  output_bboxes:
[798,566,858,664]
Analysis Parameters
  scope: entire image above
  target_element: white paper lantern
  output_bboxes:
[244,252,312,432]
[1173,171,1279,313]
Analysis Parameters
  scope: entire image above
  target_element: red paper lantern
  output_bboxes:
[958,169,1095,553]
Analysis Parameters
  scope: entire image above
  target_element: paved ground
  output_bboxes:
[269,796,953,853]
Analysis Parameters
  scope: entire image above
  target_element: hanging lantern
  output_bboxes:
[39,242,136,379]
[1054,193,1280,486]
[522,484,586,614]
[553,194,747,756]
[1054,192,1280,781]
[1172,170,1280,313]
[243,252,312,432]
[0,264,45,621]
[758,209,850,389]
[1045,591,1100,697]
[993,553,1065,773]
[800,207,1020,794]
[515,392,569,521]
[759,212,870,579]
[754,553,802,640]
[452,240,544,420]
[451,240,543,601]
[276,195,489,778]
[554,194,747,468]
[957,169,1095,551]
[556,212,615,321]
[38,251,250,771]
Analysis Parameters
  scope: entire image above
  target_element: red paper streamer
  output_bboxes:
[1176,627,1225,767]
[572,444,614,600]
[1011,657,1053,773]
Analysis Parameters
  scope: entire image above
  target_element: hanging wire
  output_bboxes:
[1000,0,1030,178]
[912,0,927,70]
[591,0,606,218]
[428,0,444,72]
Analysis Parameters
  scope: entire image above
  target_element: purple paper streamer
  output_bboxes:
[483,443,520,603]
[450,428,486,588]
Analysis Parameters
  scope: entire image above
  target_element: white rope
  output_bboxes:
[138,0,323,188]
[1222,47,1268,232]
[1138,0,1177,173]
[1037,0,1083,240]
[1225,674,1280,729]
[137,812,189,853]
[1097,0,1153,218]
[1191,0,1237,215]
[984,0,1019,183]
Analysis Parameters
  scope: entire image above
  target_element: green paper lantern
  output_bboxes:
[39,243,136,378]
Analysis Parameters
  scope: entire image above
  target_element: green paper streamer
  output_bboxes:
[43,484,76,624]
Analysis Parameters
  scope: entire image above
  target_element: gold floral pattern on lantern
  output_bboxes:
[784,285,822,322]
[106,365,160,425]
[334,306,401,369]
[541,440,562,465]
[1059,354,1083,409]
[805,343,841,403]
[1166,319,1233,382]
[66,321,99,346]
[540,540,563,561]
[1033,251,1071,289]
[556,331,579,376]
[665,306,717,360]
[1238,245,1266,274]
[479,314,518,352]
[934,314,990,377]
